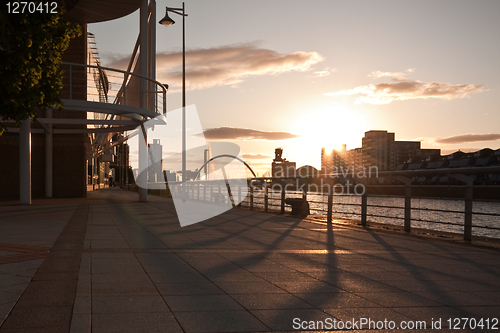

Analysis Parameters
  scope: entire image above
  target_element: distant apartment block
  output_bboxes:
[321,130,441,173]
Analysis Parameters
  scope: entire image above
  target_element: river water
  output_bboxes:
[245,190,500,239]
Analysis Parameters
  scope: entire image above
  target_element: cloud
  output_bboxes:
[325,70,483,104]
[314,71,331,77]
[199,127,300,141]
[242,153,272,159]
[368,68,414,80]
[104,43,323,90]
[435,133,500,144]
[314,67,337,77]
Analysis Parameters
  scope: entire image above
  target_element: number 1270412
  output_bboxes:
[6,2,58,14]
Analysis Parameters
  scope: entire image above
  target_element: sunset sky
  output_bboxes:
[89,0,500,175]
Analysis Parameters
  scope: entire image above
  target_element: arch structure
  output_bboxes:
[195,154,257,180]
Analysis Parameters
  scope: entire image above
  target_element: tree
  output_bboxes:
[0,3,81,135]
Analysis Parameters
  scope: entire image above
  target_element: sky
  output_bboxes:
[89,0,500,175]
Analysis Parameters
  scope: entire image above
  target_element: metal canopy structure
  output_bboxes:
[63,0,141,24]
[4,0,159,204]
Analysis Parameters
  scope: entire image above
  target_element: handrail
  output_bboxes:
[60,62,167,115]
[145,165,500,241]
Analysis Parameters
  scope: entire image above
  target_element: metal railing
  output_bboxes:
[60,62,167,115]
[147,166,500,241]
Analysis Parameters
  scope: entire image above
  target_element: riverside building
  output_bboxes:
[321,130,440,174]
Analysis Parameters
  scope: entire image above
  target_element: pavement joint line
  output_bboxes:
[0,204,89,332]
[80,248,475,254]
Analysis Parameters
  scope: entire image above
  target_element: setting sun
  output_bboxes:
[285,104,369,168]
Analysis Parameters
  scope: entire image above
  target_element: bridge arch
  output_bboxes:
[195,154,257,180]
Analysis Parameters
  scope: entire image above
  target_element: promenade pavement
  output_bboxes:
[0,187,499,332]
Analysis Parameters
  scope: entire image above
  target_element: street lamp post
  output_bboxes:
[159,3,188,192]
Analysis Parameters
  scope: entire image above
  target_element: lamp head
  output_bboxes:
[159,8,176,27]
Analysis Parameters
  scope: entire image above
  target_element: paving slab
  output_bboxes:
[1,187,500,332]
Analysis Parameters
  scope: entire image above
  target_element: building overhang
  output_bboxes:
[63,0,141,24]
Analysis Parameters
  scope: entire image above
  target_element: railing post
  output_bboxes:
[449,174,474,241]
[250,185,254,210]
[394,176,412,233]
[361,192,367,226]
[264,183,268,212]
[163,91,166,114]
[404,185,411,232]
[302,185,307,216]
[464,185,473,241]
[237,185,241,207]
[327,180,333,224]
[280,183,286,214]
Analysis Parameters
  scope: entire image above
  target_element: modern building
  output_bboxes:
[0,0,166,203]
[397,148,500,185]
[321,144,347,174]
[321,130,440,173]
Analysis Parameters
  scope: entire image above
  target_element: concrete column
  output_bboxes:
[147,0,156,111]
[140,0,148,107]
[149,0,156,81]
[138,126,148,201]
[45,109,53,197]
[139,0,149,202]
[19,119,31,204]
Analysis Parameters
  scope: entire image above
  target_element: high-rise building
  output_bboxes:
[362,130,396,171]
[345,147,363,169]
[321,130,433,172]
[321,144,347,174]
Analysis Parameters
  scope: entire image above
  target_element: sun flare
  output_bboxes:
[284,105,369,168]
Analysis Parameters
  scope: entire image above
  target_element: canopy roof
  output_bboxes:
[63,0,140,24]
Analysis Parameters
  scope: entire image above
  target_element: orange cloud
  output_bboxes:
[104,43,323,90]
[368,68,415,80]
[325,70,483,104]
[435,133,500,144]
[242,153,272,159]
[199,127,300,141]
